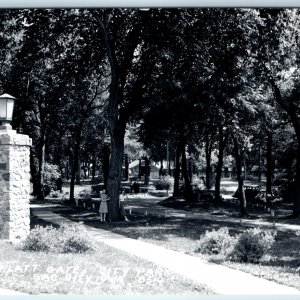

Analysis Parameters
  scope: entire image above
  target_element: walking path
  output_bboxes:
[31,203,300,295]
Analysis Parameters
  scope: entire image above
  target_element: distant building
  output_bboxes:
[250,165,267,178]
[129,159,160,179]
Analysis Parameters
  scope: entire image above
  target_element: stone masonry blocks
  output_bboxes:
[0,128,32,241]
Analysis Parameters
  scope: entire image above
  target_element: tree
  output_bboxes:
[8,10,67,199]
[0,10,27,92]
[215,124,229,201]
[244,9,300,217]
[8,9,108,200]
[192,9,254,211]
[90,9,203,216]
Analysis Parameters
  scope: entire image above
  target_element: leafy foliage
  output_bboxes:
[43,163,61,195]
[22,225,56,252]
[23,223,97,254]
[59,223,97,253]
[197,227,277,264]
[153,179,171,191]
[230,227,277,263]
[196,227,236,255]
[2,8,300,216]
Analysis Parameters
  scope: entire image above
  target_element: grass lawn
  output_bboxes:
[53,197,300,292]
[0,234,213,295]
[0,241,213,295]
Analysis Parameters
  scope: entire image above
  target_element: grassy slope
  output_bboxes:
[0,239,213,295]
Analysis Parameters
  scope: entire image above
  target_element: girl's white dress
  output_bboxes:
[99,194,109,213]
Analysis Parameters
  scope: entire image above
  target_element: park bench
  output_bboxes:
[74,196,100,210]
[232,185,262,201]
[139,187,148,194]
[91,183,105,197]
[232,185,282,206]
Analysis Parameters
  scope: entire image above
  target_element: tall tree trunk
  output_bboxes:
[94,11,141,220]
[188,158,193,183]
[266,131,273,195]
[270,79,300,217]
[69,131,81,202]
[92,151,96,181]
[66,157,70,181]
[215,127,227,202]
[35,133,46,200]
[107,126,126,221]
[145,157,150,185]
[181,140,192,200]
[205,134,213,189]
[233,137,247,216]
[258,142,261,182]
[138,159,142,179]
[30,148,39,196]
[38,140,46,197]
[173,144,181,196]
[102,144,110,188]
[70,158,76,202]
[75,159,81,184]
[167,141,170,175]
[159,159,163,178]
[295,142,300,217]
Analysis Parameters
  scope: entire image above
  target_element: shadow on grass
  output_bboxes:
[257,258,300,270]
[30,202,300,284]
[50,206,256,242]
[30,212,60,229]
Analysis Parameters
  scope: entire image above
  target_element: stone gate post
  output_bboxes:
[0,124,32,241]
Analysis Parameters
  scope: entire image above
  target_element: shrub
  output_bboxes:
[230,227,277,263]
[196,227,236,255]
[153,179,171,191]
[23,225,57,252]
[59,223,97,253]
[43,163,62,195]
[23,223,97,254]
[279,180,296,203]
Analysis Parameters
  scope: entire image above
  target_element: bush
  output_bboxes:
[153,179,171,191]
[23,223,97,254]
[22,225,57,252]
[196,227,236,255]
[59,223,97,253]
[230,227,277,263]
[279,180,296,202]
[43,163,62,196]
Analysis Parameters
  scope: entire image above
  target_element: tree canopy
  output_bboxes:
[2,8,300,218]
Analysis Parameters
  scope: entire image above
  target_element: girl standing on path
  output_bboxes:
[99,189,110,222]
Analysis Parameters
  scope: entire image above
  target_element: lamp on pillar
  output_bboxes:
[0,93,31,242]
[0,93,16,129]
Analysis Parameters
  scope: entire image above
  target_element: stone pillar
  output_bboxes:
[0,125,32,241]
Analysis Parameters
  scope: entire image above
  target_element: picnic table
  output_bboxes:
[232,185,281,205]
